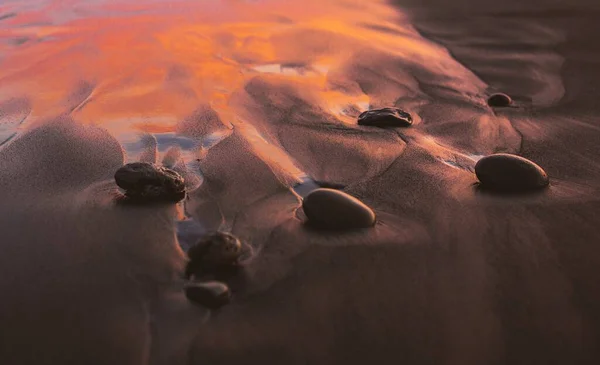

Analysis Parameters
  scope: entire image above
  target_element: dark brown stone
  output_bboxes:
[475,153,549,192]
[357,107,413,127]
[186,232,245,278]
[487,93,512,107]
[114,162,185,202]
[185,281,231,309]
[302,188,376,230]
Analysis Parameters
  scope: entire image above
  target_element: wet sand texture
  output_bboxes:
[1,0,600,364]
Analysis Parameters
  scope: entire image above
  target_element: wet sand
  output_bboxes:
[1,0,600,364]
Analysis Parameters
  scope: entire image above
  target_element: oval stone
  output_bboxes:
[114,162,185,202]
[185,281,231,309]
[357,107,413,127]
[487,93,512,107]
[302,188,376,229]
[475,153,549,192]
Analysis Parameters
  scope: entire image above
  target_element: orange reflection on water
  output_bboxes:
[0,0,414,137]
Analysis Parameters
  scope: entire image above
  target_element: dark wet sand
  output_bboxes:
[1,0,600,364]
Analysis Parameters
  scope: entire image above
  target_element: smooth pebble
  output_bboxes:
[185,281,231,309]
[475,153,549,192]
[302,188,376,230]
[487,93,512,107]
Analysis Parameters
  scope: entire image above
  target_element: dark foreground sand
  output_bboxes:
[1,0,600,364]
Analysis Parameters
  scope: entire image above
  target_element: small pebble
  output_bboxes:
[302,188,376,230]
[114,162,185,202]
[487,93,512,107]
[185,281,231,309]
[358,107,413,127]
[186,232,244,277]
[475,153,549,192]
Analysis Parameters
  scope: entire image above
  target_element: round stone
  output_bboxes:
[185,281,231,309]
[475,153,549,192]
[487,93,512,107]
[302,188,376,230]
[186,232,243,277]
[114,162,185,202]
[357,107,413,127]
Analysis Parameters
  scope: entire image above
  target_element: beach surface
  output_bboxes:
[1,0,600,364]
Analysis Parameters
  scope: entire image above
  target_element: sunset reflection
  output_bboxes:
[0,0,497,186]
[0,0,430,135]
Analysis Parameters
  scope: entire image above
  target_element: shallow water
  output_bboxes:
[0,0,530,222]
[0,0,509,167]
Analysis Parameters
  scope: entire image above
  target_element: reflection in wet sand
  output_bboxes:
[1,0,495,141]
[0,0,522,211]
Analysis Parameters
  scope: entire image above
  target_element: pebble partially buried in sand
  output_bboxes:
[114,162,186,203]
[185,281,231,309]
[302,188,376,230]
[475,153,549,192]
[186,232,245,278]
[487,93,512,107]
[357,107,413,127]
